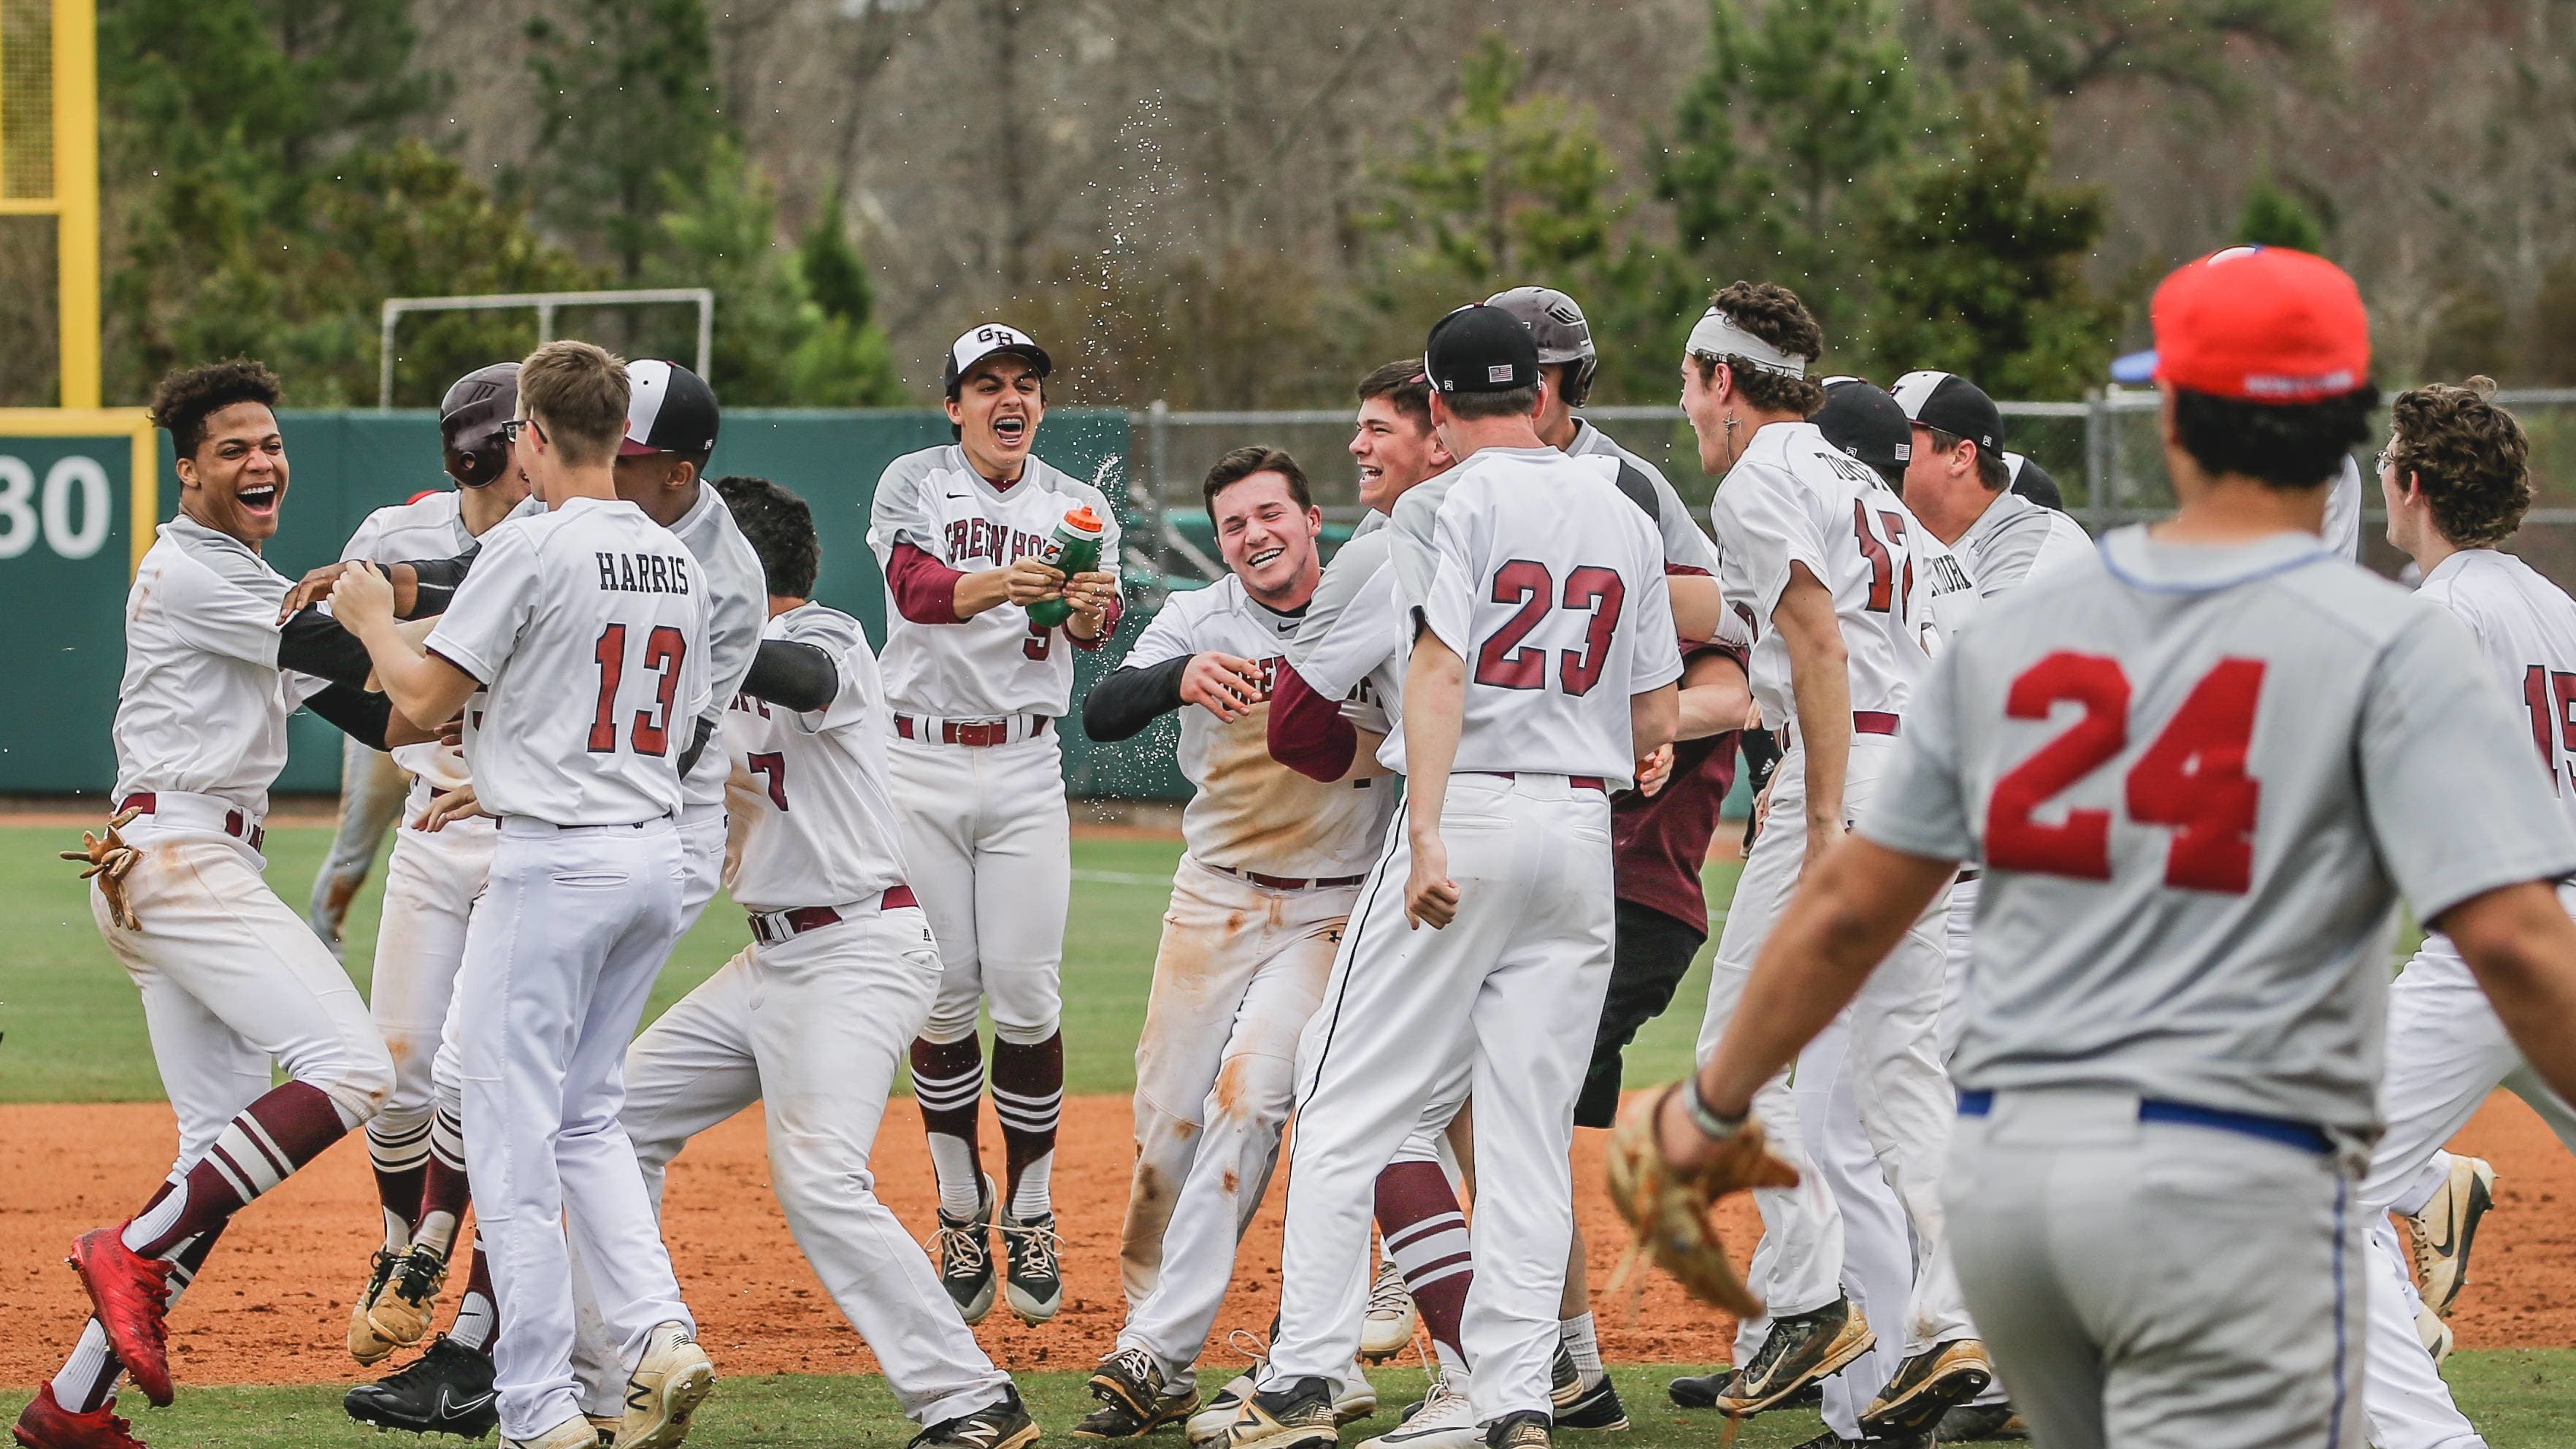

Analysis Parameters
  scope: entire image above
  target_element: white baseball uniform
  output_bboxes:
[99,516,396,1169]
[866,445,1122,1046]
[1696,420,1974,1371]
[1109,576,1397,1385]
[426,496,710,1441]
[1264,447,1679,1426]
[1567,418,1722,576]
[2358,548,2576,1449]
[599,602,1015,1427]
[1870,527,2576,1449]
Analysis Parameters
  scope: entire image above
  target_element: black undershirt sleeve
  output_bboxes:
[675,716,716,778]
[740,640,839,714]
[275,608,378,688]
[303,683,396,751]
[1082,654,1192,743]
[399,547,478,618]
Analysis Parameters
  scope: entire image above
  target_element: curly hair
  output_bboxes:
[713,475,820,600]
[2388,377,2531,547]
[149,358,283,459]
[1691,281,1826,416]
[2172,386,2379,492]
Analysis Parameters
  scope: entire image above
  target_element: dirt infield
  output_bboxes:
[4,1092,2570,1388]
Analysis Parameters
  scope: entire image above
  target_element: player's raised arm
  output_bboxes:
[333,561,483,731]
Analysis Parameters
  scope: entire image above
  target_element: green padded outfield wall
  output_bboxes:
[4,408,1197,802]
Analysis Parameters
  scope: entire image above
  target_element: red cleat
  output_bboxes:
[66,1230,172,1408]
[12,1384,147,1449]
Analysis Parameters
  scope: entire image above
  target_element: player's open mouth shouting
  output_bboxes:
[992,410,1028,447]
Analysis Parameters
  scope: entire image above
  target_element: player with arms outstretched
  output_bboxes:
[867,324,1122,1326]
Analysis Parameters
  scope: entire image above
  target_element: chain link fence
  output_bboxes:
[1119,389,2576,594]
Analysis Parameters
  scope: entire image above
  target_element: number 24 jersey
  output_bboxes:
[1865,527,2576,1141]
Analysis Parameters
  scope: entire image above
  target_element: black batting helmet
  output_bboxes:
[440,362,520,488]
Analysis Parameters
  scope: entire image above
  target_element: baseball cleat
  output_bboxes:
[2418,1300,2456,1364]
[1784,1433,1932,1449]
[68,1229,174,1408]
[1076,1347,1199,1439]
[1546,1345,1625,1431]
[1359,1262,1419,1363]
[349,1248,404,1364]
[1667,1372,1819,1411]
[1858,1338,1992,1437]
[908,1387,1040,1449]
[499,1416,598,1449]
[1190,1365,1375,1445]
[12,1384,147,1449]
[999,1208,1065,1325]
[1933,1401,2030,1440]
[931,1178,1000,1326]
[615,1320,715,1449]
[1711,1297,1874,1418]
[2404,1155,2497,1318]
[1216,1377,1341,1449]
[1481,1410,1550,1449]
[342,1335,499,1439]
[1358,1374,1476,1449]
[366,1240,451,1351]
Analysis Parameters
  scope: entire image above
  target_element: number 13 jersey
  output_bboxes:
[1863,527,2576,1142]
[1708,419,1970,727]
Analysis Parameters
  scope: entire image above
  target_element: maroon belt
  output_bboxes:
[1783,712,1901,749]
[747,885,921,945]
[116,792,265,852]
[894,716,1049,747]
[1478,773,1608,792]
[1214,863,1368,891]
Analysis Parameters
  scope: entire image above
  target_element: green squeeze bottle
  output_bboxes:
[1026,505,1108,629]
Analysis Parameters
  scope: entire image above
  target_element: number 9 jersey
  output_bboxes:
[1863,527,2576,1142]
[1708,419,1971,725]
[722,603,910,914]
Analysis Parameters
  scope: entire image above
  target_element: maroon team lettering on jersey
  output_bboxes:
[943,516,1052,569]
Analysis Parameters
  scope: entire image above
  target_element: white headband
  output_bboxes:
[1686,308,1808,378]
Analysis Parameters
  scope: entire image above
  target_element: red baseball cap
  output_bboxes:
[2114,246,2370,402]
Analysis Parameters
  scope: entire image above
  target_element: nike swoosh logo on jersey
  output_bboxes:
[945,491,973,500]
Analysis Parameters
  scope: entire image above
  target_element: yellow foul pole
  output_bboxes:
[53,0,100,409]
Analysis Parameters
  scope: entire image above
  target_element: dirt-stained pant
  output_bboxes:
[464,816,692,1442]
[604,901,1015,1428]
[889,731,1071,1045]
[1947,1089,2365,1449]
[1118,858,1352,1385]
[1266,775,1613,1426]
[307,737,409,948]
[1700,736,1969,1351]
[367,790,498,1172]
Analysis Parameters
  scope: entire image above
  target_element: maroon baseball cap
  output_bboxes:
[2117,247,2370,402]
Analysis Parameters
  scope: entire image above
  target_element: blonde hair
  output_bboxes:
[518,340,631,467]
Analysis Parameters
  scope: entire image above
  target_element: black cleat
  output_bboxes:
[1482,1410,1551,1449]
[1714,1298,1875,1418]
[931,1178,1000,1325]
[1076,1347,1198,1439]
[911,1385,1041,1449]
[1000,1209,1065,1325]
[344,1336,499,1440]
[1858,1339,1991,1437]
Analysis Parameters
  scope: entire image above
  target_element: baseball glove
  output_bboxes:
[62,806,144,930]
[1602,1083,1801,1319]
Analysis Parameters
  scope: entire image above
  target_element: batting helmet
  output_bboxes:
[440,362,520,489]
[1484,286,1598,406]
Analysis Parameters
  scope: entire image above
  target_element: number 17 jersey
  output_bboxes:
[1863,527,2576,1142]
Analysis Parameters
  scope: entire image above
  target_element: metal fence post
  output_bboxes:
[2085,391,2114,538]
[1149,399,1173,581]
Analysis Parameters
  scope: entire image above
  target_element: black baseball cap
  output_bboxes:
[944,324,1052,397]
[1890,370,2004,454]
[623,359,721,457]
[1423,305,1541,396]
[1812,376,1912,477]
[2009,452,2066,511]
[440,362,519,486]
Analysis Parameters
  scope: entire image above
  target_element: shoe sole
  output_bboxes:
[623,1359,716,1449]
[1859,1358,1993,1437]
[1223,1424,1339,1449]
[1358,1316,1417,1363]
[1189,1392,1370,1445]
[1555,1398,1629,1432]
[343,1397,499,1440]
[1719,1326,1876,1418]
[986,1424,1042,1449]
[2424,1161,2496,1317]
[1359,1424,1480,1449]
[951,1275,998,1326]
[1007,1282,1063,1326]
[1073,1386,1200,1441]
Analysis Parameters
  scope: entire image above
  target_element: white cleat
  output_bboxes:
[616,1320,716,1449]
[2402,1156,2497,1319]
[504,1416,605,1449]
[1360,1261,1419,1363]
[1189,1365,1376,1446]
[1360,1375,1478,1449]
[2417,1299,2456,1365]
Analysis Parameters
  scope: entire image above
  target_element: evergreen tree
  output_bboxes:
[2234,181,2327,253]
[523,0,726,284]
[1959,0,2331,102]
[1860,75,2120,399]
[789,189,908,406]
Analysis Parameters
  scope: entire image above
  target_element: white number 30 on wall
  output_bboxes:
[0,455,112,560]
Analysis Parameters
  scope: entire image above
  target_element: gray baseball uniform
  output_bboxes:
[1864,526,2576,1449]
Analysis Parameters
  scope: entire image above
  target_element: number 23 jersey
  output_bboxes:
[1864,527,2576,1140]
[1708,419,1968,727]
[722,603,909,914]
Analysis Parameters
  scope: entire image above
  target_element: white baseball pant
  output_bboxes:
[308,736,409,947]
[1699,735,1969,1350]
[1119,860,1351,1383]
[461,816,691,1441]
[889,730,1070,1044]
[2358,903,2576,1449]
[1266,775,1614,1426]
[1947,1088,2364,1449]
[605,900,1013,1426]
[367,795,499,1166]
[98,814,395,1158]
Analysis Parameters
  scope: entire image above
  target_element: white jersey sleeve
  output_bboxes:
[425,524,539,686]
[2323,456,2364,560]
[1120,594,1195,673]
[723,603,909,911]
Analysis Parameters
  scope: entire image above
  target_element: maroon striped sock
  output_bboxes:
[991,1032,1063,1220]
[122,1082,350,1260]
[1377,1160,1473,1371]
[911,1036,987,1215]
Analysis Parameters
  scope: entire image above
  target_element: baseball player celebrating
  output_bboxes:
[595,475,1041,1449]
[332,341,717,1449]
[18,361,429,1449]
[2356,379,2576,1449]
[333,364,532,1383]
[1680,284,1985,1441]
[1647,245,2576,1449]
[1074,447,1397,1438]
[867,324,1122,1325]
[1223,305,1679,1449]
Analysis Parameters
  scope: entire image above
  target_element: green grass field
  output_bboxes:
[4,824,2551,1442]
